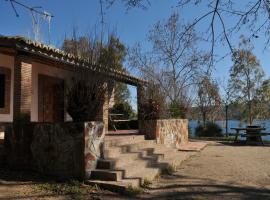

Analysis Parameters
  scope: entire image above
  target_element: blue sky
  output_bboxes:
[1,0,270,109]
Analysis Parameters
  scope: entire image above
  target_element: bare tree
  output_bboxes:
[129,13,210,117]
[102,0,270,64]
[177,0,270,49]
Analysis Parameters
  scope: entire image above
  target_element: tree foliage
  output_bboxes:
[196,76,221,126]
[66,73,107,122]
[229,39,265,124]
[62,34,131,104]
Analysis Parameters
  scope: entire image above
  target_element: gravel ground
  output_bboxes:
[137,141,270,200]
[1,141,270,200]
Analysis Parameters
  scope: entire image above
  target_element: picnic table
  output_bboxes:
[231,126,269,145]
[109,113,131,131]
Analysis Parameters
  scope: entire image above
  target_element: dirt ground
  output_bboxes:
[1,141,270,200]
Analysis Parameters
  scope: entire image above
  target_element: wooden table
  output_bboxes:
[231,127,266,145]
[109,113,130,131]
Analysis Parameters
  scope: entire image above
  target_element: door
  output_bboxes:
[38,74,64,122]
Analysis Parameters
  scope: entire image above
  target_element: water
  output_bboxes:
[189,119,270,141]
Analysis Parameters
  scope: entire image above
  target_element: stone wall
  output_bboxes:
[4,121,104,179]
[84,122,105,179]
[140,119,188,148]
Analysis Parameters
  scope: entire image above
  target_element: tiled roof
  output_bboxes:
[0,35,147,86]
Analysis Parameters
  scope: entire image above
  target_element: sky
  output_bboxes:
[1,0,270,109]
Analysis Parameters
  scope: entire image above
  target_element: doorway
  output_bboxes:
[38,74,64,122]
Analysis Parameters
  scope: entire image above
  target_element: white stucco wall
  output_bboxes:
[0,53,14,122]
[31,62,73,122]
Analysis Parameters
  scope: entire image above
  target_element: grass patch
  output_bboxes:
[190,136,235,141]
[35,180,84,195]
[161,164,177,175]
[141,178,152,188]
[34,180,101,198]
[125,185,143,196]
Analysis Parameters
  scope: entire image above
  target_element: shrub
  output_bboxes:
[110,102,135,119]
[125,185,143,196]
[161,164,177,175]
[168,101,187,118]
[140,99,161,120]
[195,122,223,137]
[141,178,152,188]
[66,74,107,122]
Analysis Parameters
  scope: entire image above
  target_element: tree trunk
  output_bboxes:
[248,101,252,125]
[203,112,206,127]
[225,105,228,137]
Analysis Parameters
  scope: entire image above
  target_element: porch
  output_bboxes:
[0,36,190,189]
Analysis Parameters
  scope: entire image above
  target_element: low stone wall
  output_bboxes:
[4,121,104,179]
[140,119,188,148]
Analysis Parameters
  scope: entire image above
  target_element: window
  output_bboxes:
[0,67,11,114]
[0,74,5,108]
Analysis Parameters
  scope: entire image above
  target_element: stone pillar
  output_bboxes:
[4,55,33,169]
[137,85,144,133]
[95,81,109,134]
[13,55,32,122]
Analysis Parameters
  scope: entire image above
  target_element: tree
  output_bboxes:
[196,76,221,126]
[229,40,265,125]
[221,81,234,136]
[66,73,107,122]
[62,34,137,119]
[254,79,270,120]
[129,13,209,118]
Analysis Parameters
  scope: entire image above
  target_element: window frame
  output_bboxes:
[0,67,11,114]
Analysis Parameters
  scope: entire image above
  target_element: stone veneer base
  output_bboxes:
[4,121,104,180]
[139,119,188,148]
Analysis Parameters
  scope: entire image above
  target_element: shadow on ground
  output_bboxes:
[134,173,270,200]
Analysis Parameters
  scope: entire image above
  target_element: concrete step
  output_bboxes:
[104,135,146,148]
[100,144,180,170]
[103,140,173,159]
[90,169,123,181]
[97,152,162,170]
[116,162,160,181]
[85,178,141,193]
[89,135,195,192]
[103,141,155,158]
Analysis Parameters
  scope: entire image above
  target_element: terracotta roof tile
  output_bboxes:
[0,35,147,85]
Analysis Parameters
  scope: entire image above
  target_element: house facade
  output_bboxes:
[0,36,145,127]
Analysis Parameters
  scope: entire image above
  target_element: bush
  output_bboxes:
[140,99,161,120]
[110,102,135,119]
[195,122,223,137]
[66,74,106,122]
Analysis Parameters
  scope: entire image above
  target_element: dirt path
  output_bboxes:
[1,141,270,200]
[138,142,270,200]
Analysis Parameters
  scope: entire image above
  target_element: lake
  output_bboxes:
[189,119,270,141]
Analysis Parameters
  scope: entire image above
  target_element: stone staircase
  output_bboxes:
[86,134,192,192]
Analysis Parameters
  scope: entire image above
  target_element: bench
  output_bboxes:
[240,132,270,145]
[109,113,131,131]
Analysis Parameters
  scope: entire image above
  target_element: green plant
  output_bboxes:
[110,102,135,119]
[125,185,143,196]
[140,98,161,120]
[195,122,223,137]
[161,164,177,175]
[168,100,187,118]
[35,180,84,195]
[142,178,152,188]
[66,74,107,122]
